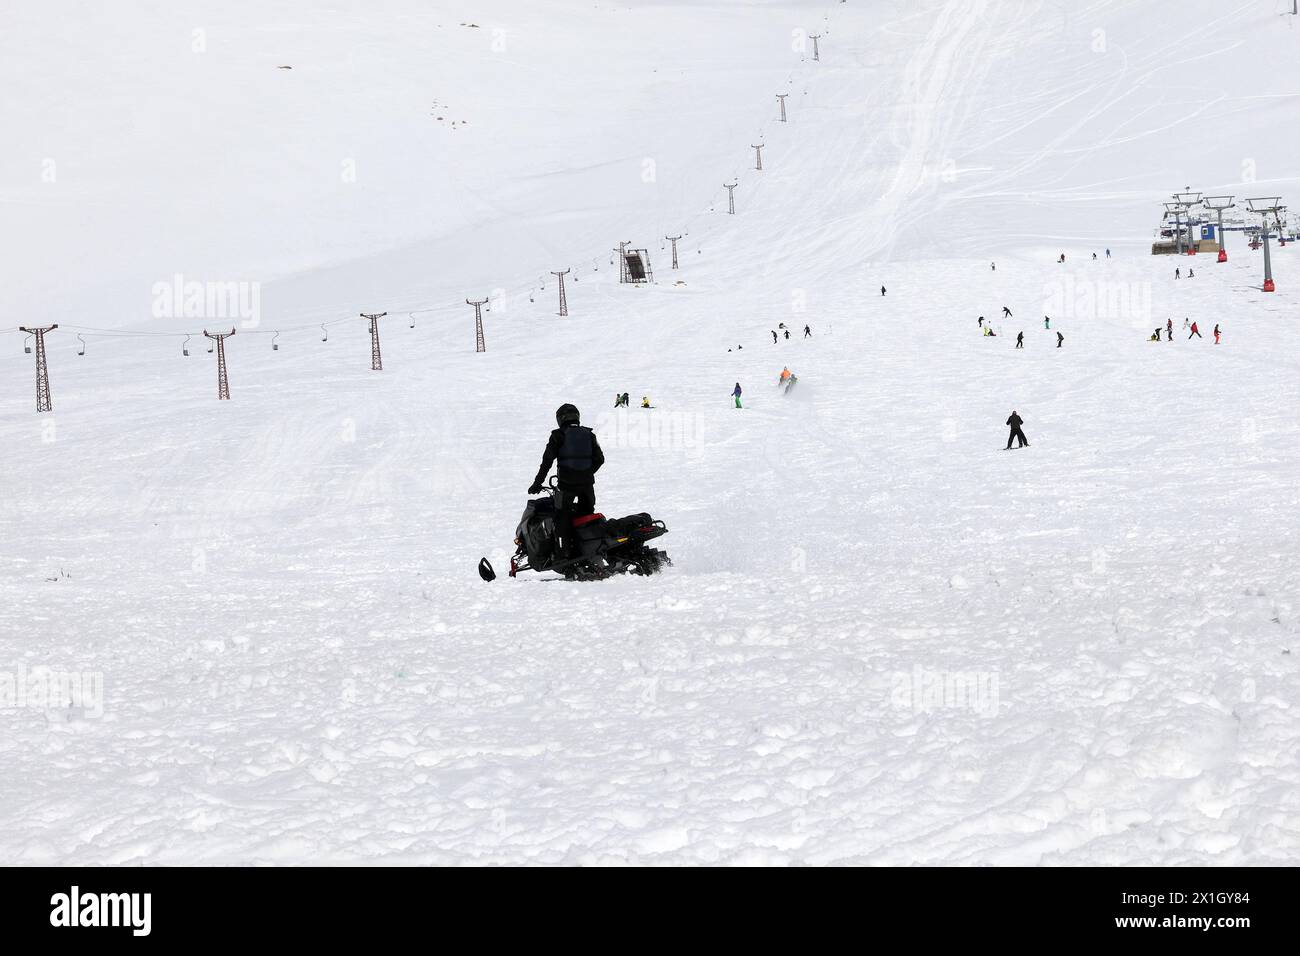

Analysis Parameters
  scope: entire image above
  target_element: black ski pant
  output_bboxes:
[1007,427,1028,449]
[1189,330,1201,339]
[556,483,596,558]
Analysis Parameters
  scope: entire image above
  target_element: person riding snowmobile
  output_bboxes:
[529,404,605,557]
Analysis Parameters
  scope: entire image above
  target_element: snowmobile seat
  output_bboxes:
[572,513,605,528]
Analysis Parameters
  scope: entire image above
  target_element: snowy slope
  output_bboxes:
[2,0,1299,864]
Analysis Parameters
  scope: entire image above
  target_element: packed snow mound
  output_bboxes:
[1,0,1299,864]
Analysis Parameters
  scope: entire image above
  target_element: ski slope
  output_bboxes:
[2,0,1299,864]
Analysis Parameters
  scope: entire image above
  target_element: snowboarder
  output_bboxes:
[1056,331,1064,348]
[1106,249,1111,258]
[1150,329,1161,342]
[771,330,778,344]
[1175,267,1181,279]
[983,326,997,337]
[641,396,651,408]
[1214,323,1221,344]
[1058,253,1066,263]
[1092,252,1097,260]
[732,382,743,408]
[1005,411,1029,449]
[803,324,811,338]
[978,316,984,328]
[1188,268,1194,278]
[614,392,629,408]
[1015,331,1024,349]
[529,404,605,558]
[1003,306,1013,318]
[1189,321,1201,340]
[783,329,790,340]
[1044,315,1050,329]
[991,262,996,271]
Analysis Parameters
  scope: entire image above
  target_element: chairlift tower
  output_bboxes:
[1246,197,1282,291]
[1173,191,1202,254]
[467,298,488,352]
[551,269,569,316]
[665,235,682,270]
[752,144,764,171]
[809,34,822,61]
[202,328,235,400]
[360,311,387,370]
[776,93,788,122]
[18,324,57,412]
[1202,195,1235,262]
[724,181,738,215]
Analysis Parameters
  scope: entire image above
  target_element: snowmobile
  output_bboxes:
[478,478,670,581]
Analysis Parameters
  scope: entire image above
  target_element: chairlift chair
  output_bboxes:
[77,334,86,356]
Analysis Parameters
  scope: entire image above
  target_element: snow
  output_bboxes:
[2,0,1299,864]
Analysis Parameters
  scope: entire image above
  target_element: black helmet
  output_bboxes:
[555,403,580,426]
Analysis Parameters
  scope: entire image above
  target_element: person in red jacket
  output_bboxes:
[1214,324,1221,344]
[1189,321,1202,340]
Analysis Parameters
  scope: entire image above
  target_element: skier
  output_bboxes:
[978,316,984,328]
[1044,315,1051,329]
[1183,318,1190,330]
[779,366,792,386]
[1106,249,1111,258]
[803,324,811,338]
[1092,252,1098,260]
[1167,319,1174,341]
[991,262,996,271]
[1016,331,1024,349]
[1188,268,1195,278]
[1214,323,1221,344]
[783,329,790,340]
[881,285,887,296]
[732,382,743,408]
[779,323,787,329]
[1005,410,1029,449]
[529,404,605,558]
[1003,306,1013,318]
[614,392,628,408]
[771,330,778,344]
[1056,331,1064,348]
[1058,253,1066,263]
[1189,321,1201,340]
[1175,267,1181,279]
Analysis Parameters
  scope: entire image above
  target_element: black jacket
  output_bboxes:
[1006,414,1023,429]
[534,424,604,487]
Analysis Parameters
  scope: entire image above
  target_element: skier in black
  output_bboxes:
[529,404,605,558]
[803,324,811,337]
[881,285,887,296]
[978,316,984,328]
[1002,306,1013,318]
[1005,411,1028,449]
[771,330,778,344]
[1175,267,1180,279]
[1015,331,1024,349]
[1056,331,1064,348]
[783,329,790,340]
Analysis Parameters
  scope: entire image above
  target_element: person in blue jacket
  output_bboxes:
[732,382,743,408]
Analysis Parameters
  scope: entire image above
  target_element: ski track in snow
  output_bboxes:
[1,0,1299,865]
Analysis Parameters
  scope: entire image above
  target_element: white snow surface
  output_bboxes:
[2,0,1300,864]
